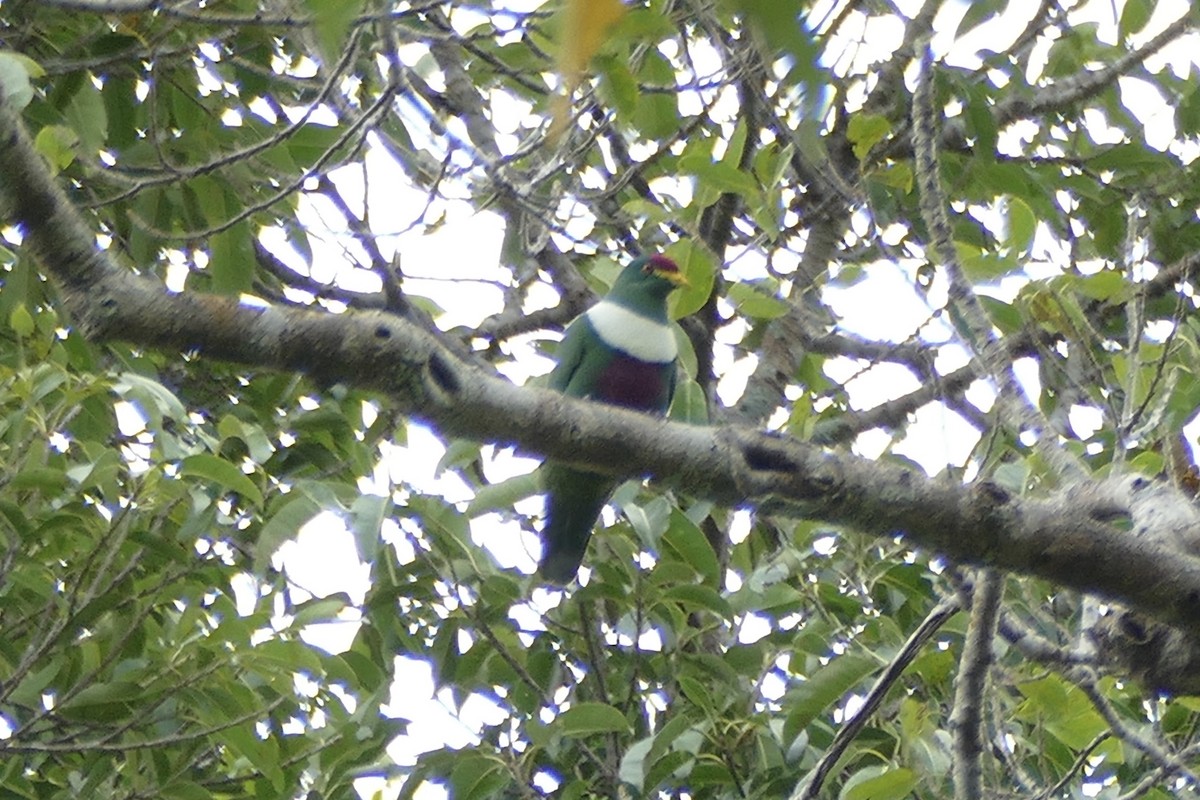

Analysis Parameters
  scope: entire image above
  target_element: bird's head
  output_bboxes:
[610,254,688,305]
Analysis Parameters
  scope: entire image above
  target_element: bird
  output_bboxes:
[539,253,687,584]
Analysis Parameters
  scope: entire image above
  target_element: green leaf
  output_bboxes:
[1088,143,1172,175]
[993,460,1031,494]
[668,379,708,424]
[210,220,255,295]
[624,495,671,547]
[291,593,351,627]
[467,472,540,517]
[782,653,879,744]
[672,323,699,378]
[0,51,39,109]
[64,79,107,155]
[113,372,188,426]
[598,55,638,116]
[1004,196,1036,253]
[841,766,920,800]
[159,781,214,800]
[955,241,1018,282]
[661,584,732,620]
[1016,675,1107,750]
[1043,22,1101,79]
[217,414,275,463]
[251,638,324,675]
[558,702,631,736]
[334,649,387,692]
[10,467,69,494]
[1082,198,1126,259]
[1074,270,1126,301]
[180,454,263,507]
[632,49,679,139]
[647,714,698,764]
[436,438,482,476]
[255,495,321,574]
[349,493,389,563]
[1178,85,1200,134]
[727,281,789,320]
[1119,0,1151,41]
[677,676,714,713]
[33,125,79,173]
[731,0,820,80]
[980,295,1023,334]
[9,303,34,337]
[645,750,696,792]
[102,72,138,150]
[58,680,145,719]
[666,240,716,320]
[659,510,719,584]
[281,124,341,170]
[722,119,749,172]
[302,0,367,65]
[453,756,510,800]
[1128,449,1163,476]
[619,737,653,790]
[679,154,762,199]
[870,161,913,192]
[847,113,891,161]
[953,0,1004,39]
[689,760,736,788]
[222,724,282,788]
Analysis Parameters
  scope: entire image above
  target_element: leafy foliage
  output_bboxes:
[2,1,1200,799]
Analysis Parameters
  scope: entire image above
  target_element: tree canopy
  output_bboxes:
[3,1,1200,798]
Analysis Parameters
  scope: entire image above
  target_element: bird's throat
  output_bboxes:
[585,301,677,363]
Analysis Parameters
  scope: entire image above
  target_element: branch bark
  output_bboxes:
[3,93,1200,634]
[951,571,1003,800]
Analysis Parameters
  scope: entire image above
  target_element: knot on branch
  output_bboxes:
[729,430,842,505]
[67,287,122,341]
[743,438,798,474]
[974,481,1011,507]
[1122,475,1200,555]
[1093,609,1200,696]
[1076,475,1200,695]
[424,350,461,402]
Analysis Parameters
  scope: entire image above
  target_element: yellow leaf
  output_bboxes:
[550,0,627,143]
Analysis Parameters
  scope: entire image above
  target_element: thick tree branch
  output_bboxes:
[4,94,1200,634]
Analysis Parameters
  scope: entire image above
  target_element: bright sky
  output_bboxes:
[198,1,1200,797]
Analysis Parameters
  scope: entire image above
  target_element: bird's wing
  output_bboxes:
[547,317,589,396]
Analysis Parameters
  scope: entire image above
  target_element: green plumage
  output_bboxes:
[539,254,685,584]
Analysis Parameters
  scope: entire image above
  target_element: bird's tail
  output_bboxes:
[539,466,614,584]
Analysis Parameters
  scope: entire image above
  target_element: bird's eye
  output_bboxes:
[641,263,653,274]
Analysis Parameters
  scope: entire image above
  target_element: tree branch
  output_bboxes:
[4,92,1200,634]
[793,595,960,800]
[950,571,1003,800]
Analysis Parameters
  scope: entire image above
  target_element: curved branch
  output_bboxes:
[793,596,960,800]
